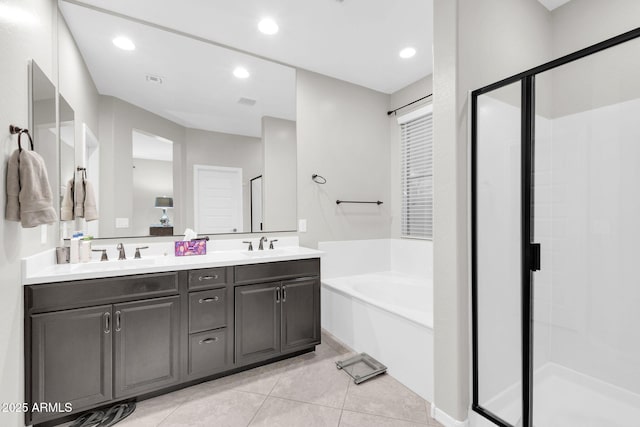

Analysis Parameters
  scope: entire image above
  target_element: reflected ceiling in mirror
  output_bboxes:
[58,2,297,239]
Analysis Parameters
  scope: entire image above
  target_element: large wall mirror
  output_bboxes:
[57,1,297,239]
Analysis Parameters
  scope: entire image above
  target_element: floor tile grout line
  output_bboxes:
[244,392,269,427]
[264,394,347,411]
[341,407,431,425]
[154,393,197,427]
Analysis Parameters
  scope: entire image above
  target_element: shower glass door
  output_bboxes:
[532,35,640,427]
[473,82,524,427]
[472,27,640,427]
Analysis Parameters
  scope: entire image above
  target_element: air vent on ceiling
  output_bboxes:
[145,74,164,84]
[238,97,257,106]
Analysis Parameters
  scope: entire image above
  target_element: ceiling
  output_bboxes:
[62,0,433,94]
[60,2,296,137]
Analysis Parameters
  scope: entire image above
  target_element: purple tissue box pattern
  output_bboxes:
[175,240,207,256]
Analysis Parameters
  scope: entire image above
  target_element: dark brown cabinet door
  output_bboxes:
[113,296,180,398]
[281,278,320,352]
[235,282,281,365]
[30,305,112,424]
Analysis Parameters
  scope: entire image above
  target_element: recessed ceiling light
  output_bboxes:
[233,67,250,79]
[113,36,135,51]
[399,47,416,59]
[258,18,279,35]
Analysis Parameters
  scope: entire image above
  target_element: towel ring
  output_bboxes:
[312,174,327,184]
[17,130,34,152]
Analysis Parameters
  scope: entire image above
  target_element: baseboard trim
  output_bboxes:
[433,405,469,427]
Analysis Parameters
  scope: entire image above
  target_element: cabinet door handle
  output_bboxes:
[199,337,219,344]
[199,296,219,303]
[115,311,122,332]
[104,312,111,334]
[199,275,218,281]
[275,287,280,303]
[282,286,287,303]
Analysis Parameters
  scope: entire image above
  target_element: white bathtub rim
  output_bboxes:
[322,273,433,330]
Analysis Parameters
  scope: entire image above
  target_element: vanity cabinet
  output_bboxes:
[234,259,321,366]
[235,282,283,364]
[30,306,113,418]
[113,296,180,398]
[25,273,180,425]
[25,258,320,426]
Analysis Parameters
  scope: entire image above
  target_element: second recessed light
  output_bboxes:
[399,47,416,59]
[233,67,250,79]
[258,18,279,35]
[113,36,135,51]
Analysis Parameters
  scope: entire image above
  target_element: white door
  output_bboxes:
[194,165,243,233]
[251,176,263,232]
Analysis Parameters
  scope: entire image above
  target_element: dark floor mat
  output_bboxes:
[69,402,136,427]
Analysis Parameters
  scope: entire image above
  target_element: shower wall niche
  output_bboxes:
[472,28,640,427]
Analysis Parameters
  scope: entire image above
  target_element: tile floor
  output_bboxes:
[65,331,443,427]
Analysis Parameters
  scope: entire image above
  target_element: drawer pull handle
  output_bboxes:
[199,337,219,344]
[199,275,218,281]
[275,287,280,303]
[199,296,219,303]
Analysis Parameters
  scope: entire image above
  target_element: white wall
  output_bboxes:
[296,70,391,248]
[433,0,553,422]
[545,99,640,395]
[262,116,297,232]
[0,1,57,426]
[389,76,433,239]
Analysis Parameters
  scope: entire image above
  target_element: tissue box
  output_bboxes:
[175,240,207,257]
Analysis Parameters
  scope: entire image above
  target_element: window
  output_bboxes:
[399,105,433,239]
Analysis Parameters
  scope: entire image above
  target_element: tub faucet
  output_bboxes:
[116,243,126,260]
[258,236,268,250]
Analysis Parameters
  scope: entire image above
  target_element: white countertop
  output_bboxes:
[22,237,323,285]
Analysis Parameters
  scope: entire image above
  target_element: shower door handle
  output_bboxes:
[530,243,541,271]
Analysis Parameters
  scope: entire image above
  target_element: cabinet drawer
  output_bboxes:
[188,329,227,377]
[188,267,227,290]
[27,273,178,314]
[234,259,320,284]
[189,288,226,333]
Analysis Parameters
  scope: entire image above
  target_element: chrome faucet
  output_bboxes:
[116,243,126,260]
[258,236,268,250]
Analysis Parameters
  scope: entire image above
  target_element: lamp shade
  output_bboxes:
[155,196,174,208]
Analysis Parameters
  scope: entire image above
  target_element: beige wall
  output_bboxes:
[389,75,433,238]
[0,0,57,425]
[296,70,392,248]
[184,128,262,234]
[433,0,553,422]
[98,96,186,237]
[262,116,297,232]
[132,158,173,236]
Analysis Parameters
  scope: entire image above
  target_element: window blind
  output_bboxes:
[400,107,433,239]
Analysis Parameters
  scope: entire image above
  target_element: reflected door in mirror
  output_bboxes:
[194,165,243,234]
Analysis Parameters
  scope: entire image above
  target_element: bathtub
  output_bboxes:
[320,239,434,402]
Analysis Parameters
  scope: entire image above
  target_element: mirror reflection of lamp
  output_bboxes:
[155,196,173,226]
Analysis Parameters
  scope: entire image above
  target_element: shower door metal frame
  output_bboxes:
[470,26,640,427]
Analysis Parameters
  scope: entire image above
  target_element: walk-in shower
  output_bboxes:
[472,27,640,427]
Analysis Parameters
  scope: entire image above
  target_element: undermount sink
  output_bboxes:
[241,249,292,258]
[70,257,159,271]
